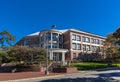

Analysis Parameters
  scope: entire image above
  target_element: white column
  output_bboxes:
[62,52,65,62]
[49,51,53,60]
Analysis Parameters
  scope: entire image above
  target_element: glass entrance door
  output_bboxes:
[53,53,59,61]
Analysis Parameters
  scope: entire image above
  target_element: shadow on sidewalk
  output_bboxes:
[40,71,120,82]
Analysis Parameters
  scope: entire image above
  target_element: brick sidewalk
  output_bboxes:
[0,72,63,81]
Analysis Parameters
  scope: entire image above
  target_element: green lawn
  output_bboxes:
[71,62,120,70]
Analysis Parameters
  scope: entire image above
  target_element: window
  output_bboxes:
[52,43,57,48]
[100,40,103,44]
[77,43,81,50]
[91,38,94,43]
[72,34,76,40]
[76,35,81,41]
[59,35,63,42]
[86,45,90,51]
[24,40,30,45]
[82,36,86,42]
[41,43,44,48]
[33,39,38,45]
[72,43,76,50]
[86,37,90,43]
[83,44,86,51]
[92,46,95,52]
[52,33,57,41]
[73,53,76,59]
[47,33,51,41]
[96,39,100,44]
[59,44,63,48]
[47,44,51,48]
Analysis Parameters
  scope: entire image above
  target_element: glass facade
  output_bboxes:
[52,33,58,41]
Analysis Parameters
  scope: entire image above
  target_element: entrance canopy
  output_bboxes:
[48,48,68,62]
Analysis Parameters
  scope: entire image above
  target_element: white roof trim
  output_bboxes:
[27,32,40,36]
[69,29,106,39]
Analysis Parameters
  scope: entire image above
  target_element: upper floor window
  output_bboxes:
[33,38,38,44]
[59,35,63,42]
[82,36,86,42]
[52,43,57,48]
[86,45,90,51]
[47,33,51,41]
[52,33,58,41]
[91,38,94,43]
[77,43,81,50]
[76,35,81,41]
[24,40,30,45]
[72,34,76,40]
[96,39,100,44]
[72,43,76,50]
[86,37,90,43]
[100,40,104,44]
[83,44,86,51]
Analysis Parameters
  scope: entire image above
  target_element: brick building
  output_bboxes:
[16,28,105,62]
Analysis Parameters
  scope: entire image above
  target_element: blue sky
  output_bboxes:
[0,0,120,43]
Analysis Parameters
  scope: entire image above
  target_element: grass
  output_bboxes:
[71,62,120,70]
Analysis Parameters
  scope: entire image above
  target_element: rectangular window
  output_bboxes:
[72,43,76,50]
[24,40,30,45]
[52,33,57,41]
[86,45,90,51]
[52,43,57,48]
[83,44,86,51]
[72,34,76,40]
[59,35,63,42]
[100,40,103,44]
[77,43,81,50]
[76,35,81,41]
[86,37,90,43]
[47,33,51,41]
[82,36,86,42]
[91,38,94,43]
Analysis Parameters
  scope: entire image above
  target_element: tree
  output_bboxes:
[7,46,46,64]
[103,34,117,63]
[0,30,16,47]
[113,28,120,46]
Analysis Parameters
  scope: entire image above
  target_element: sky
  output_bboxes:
[0,0,120,44]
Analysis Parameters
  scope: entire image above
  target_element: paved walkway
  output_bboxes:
[0,67,120,82]
[0,72,64,81]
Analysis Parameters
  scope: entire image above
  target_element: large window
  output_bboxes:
[59,35,63,42]
[72,34,76,40]
[82,36,86,42]
[33,38,38,45]
[86,37,90,43]
[83,44,86,51]
[47,33,51,41]
[76,35,81,41]
[77,43,81,50]
[24,40,30,46]
[86,45,90,51]
[52,33,57,41]
[52,43,57,48]
[72,43,76,50]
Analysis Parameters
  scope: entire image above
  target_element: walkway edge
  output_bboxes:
[1,74,65,82]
